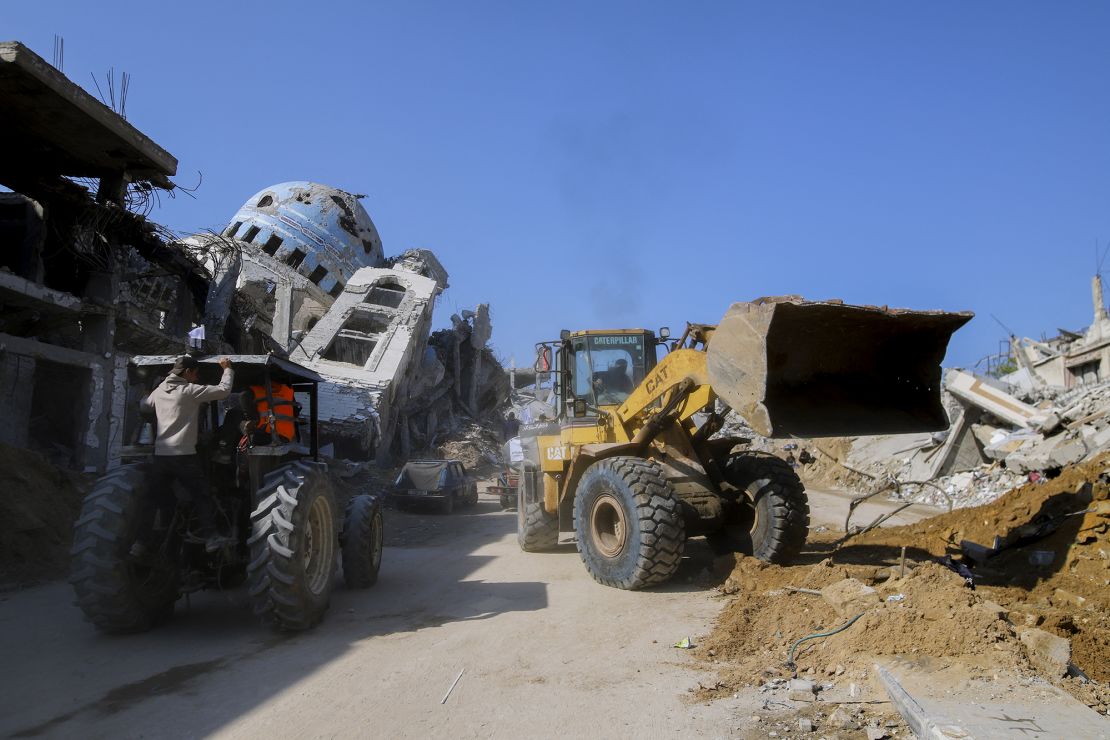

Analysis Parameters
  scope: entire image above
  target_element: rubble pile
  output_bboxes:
[434,423,505,476]
[717,371,1110,511]
[831,375,1110,510]
[0,443,89,586]
[412,310,511,457]
[698,453,1110,717]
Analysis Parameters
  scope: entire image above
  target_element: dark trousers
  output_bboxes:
[143,454,216,537]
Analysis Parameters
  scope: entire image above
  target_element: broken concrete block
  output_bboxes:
[984,430,1040,462]
[787,678,817,702]
[788,678,816,693]
[1007,432,1088,473]
[971,422,1003,449]
[821,578,881,618]
[976,600,1009,620]
[1088,424,1110,453]
[1052,588,1087,609]
[1047,437,1087,468]
[827,705,858,730]
[1019,627,1071,678]
[1035,411,1062,434]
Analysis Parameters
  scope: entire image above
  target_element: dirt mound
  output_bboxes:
[701,453,1110,714]
[0,443,89,587]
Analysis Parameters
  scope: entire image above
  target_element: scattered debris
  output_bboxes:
[440,668,465,705]
[699,452,1110,718]
[0,443,89,586]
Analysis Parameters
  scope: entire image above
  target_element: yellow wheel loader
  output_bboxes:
[516,296,971,590]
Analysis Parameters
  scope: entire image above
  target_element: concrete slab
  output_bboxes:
[805,487,945,531]
[947,369,1046,429]
[877,660,1110,740]
[0,41,176,181]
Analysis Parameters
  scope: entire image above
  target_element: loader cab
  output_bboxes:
[556,330,658,419]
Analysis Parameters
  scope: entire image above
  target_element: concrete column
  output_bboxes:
[452,337,462,400]
[468,352,483,415]
[425,408,438,445]
[0,352,34,448]
[1094,275,1108,323]
[273,279,294,348]
[82,270,119,472]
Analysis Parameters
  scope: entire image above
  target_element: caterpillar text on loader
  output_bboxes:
[516,296,971,589]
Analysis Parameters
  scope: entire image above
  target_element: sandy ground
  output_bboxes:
[0,485,935,739]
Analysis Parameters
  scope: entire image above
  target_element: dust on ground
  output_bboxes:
[0,443,90,588]
[698,453,1110,727]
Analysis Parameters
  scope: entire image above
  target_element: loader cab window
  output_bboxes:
[570,334,647,409]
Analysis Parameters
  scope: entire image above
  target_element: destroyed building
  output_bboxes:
[0,41,205,472]
[763,273,1110,511]
[0,40,509,474]
[191,182,509,464]
[1008,275,1110,392]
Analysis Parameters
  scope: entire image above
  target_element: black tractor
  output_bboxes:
[70,354,383,633]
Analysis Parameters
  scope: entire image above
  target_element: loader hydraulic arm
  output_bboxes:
[612,348,715,442]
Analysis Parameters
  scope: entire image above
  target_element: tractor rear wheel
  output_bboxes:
[70,465,179,633]
[247,461,338,630]
[713,453,809,563]
[341,494,383,588]
[574,457,685,590]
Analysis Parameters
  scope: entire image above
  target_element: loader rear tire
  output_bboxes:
[517,474,558,552]
[341,494,383,588]
[70,465,179,634]
[714,453,809,564]
[574,457,685,590]
[247,462,338,631]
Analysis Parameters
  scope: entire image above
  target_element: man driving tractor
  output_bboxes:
[133,354,236,556]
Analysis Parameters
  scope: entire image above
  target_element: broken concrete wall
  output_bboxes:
[297,260,444,462]
[0,41,204,472]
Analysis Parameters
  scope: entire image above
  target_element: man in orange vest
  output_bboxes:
[249,382,297,443]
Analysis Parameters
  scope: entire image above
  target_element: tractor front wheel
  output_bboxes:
[341,494,383,588]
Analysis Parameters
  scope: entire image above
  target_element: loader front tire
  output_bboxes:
[517,470,558,552]
[341,494,383,588]
[70,465,179,633]
[574,457,685,590]
[714,453,809,564]
[247,462,338,630]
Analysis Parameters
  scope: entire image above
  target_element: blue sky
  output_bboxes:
[8,2,1110,370]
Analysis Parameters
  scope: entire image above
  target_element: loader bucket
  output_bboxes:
[706,297,972,438]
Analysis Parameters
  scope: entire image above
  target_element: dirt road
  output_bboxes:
[1,498,741,738]
[0,487,935,739]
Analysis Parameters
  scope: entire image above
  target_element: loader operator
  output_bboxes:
[593,357,634,403]
[133,355,235,557]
